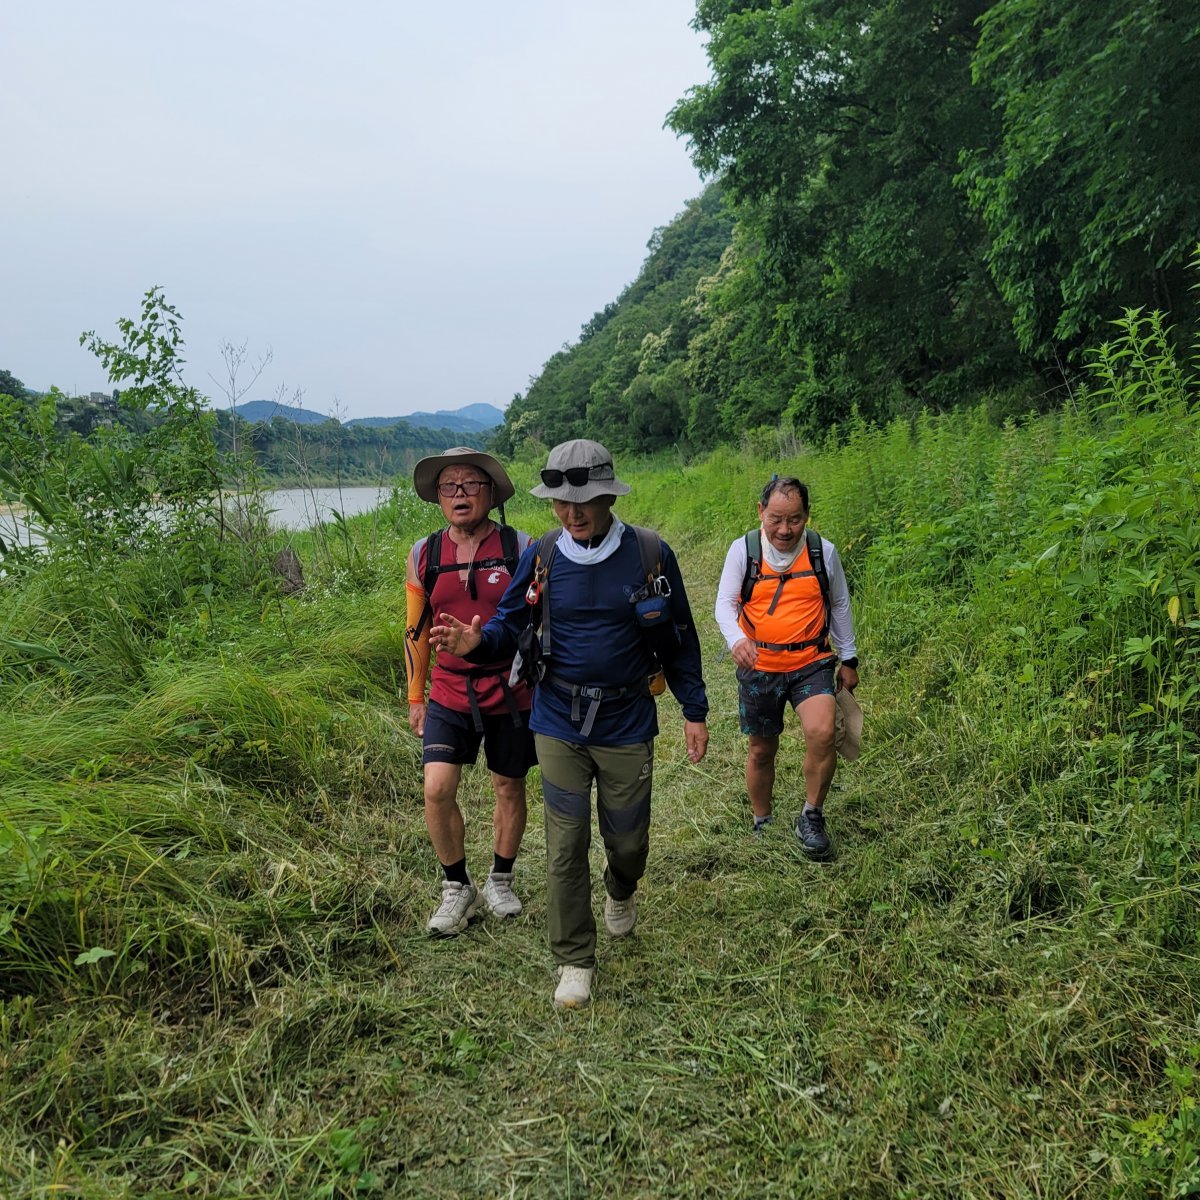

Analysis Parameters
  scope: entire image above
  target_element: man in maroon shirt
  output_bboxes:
[404,448,536,935]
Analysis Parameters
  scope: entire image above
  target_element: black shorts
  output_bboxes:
[737,657,837,737]
[422,699,538,779]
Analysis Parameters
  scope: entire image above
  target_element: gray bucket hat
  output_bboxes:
[529,438,632,503]
[412,446,515,506]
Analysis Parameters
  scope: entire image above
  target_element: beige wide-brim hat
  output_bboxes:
[529,438,632,503]
[835,687,864,762]
[412,446,515,506]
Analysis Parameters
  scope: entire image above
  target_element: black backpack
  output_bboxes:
[513,525,672,692]
[411,524,521,642]
[738,527,831,654]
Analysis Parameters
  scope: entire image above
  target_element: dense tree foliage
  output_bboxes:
[960,0,1200,356]
[675,0,1027,419]
[495,1,1200,456]
[0,368,28,400]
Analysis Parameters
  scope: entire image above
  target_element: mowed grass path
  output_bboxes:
[4,526,1194,1197]
[351,572,1166,1199]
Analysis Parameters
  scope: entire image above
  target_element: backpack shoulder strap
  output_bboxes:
[412,528,445,638]
[740,529,762,607]
[806,528,831,636]
[535,529,559,568]
[806,529,828,597]
[630,525,663,583]
[534,529,559,656]
[421,529,444,598]
[498,523,519,574]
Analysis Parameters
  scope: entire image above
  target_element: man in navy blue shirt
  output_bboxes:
[432,439,709,1009]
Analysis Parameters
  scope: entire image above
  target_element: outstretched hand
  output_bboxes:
[430,613,483,658]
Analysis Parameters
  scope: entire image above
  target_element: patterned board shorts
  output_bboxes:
[736,657,837,737]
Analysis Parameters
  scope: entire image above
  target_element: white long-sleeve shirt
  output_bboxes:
[714,533,857,661]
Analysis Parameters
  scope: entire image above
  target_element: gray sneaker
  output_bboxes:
[604,893,638,938]
[554,965,594,1009]
[794,807,833,860]
[482,871,522,918]
[427,880,479,936]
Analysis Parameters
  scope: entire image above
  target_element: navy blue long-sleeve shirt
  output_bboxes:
[465,526,709,746]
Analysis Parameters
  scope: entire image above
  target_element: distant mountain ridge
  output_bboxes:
[346,403,503,434]
[233,400,329,425]
[231,400,503,434]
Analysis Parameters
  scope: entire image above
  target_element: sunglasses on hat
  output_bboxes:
[540,462,614,488]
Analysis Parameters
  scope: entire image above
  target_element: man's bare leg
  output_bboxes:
[796,694,837,807]
[424,762,466,865]
[424,761,479,934]
[490,772,527,860]
[484,771,528,918]
[746,734,779,820]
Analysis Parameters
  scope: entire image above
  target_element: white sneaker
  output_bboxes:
[427,880,478,936]
[604,893,638,938]
[554,965,594,1009]
[482,871,522,918]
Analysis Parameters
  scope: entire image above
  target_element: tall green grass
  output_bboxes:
[2,308,1199,1195]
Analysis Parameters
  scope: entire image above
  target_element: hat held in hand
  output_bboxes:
[835,687,863,762]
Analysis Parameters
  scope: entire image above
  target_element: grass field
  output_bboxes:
[4,360,1200,1195]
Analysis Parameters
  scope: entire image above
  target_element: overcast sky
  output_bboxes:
[3,1,710,419]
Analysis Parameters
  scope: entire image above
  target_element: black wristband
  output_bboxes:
[840,657,859,669]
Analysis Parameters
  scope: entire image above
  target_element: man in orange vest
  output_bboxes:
[714,476,859,857]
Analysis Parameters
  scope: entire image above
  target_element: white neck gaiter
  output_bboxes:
[555,517,625,565]
[760,525,806,572]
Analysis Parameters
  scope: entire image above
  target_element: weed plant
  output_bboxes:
[2,310,1199,1195]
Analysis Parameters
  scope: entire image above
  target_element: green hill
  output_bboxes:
[493,184,734,458]
[496,2,1200,459]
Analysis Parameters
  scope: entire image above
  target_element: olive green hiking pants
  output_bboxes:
[534,734,654,968]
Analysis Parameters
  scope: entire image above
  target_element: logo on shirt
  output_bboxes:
[488,571,501,584]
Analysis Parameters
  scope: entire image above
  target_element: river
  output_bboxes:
[0,485,399,551]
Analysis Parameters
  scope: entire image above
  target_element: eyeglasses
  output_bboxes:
[437,479,491,498]
[540,463,614,488]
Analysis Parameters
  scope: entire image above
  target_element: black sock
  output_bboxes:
[493,853,516,875]
[442,858,470,885]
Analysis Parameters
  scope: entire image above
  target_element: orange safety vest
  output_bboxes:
[737,531,832,674]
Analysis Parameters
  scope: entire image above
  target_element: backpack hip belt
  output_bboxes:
[542,670,649,738]
[753,635,831,654]
[439,661,524,732]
